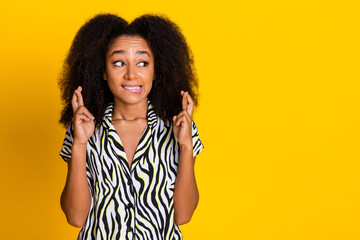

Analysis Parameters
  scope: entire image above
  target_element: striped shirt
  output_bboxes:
[60,101,204,240]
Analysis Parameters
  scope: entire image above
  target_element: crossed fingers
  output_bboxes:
[71,86,94,121]
[181,91,193,118]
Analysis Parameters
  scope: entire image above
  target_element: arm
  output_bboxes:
[60,86,95,228]
[174,149,199,225]
[173,91,199,225]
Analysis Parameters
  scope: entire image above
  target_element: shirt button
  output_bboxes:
[127,180,131,185]
[127,227,133,232]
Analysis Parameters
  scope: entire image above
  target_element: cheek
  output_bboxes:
[105,72,119,92]
[147,68,155,80]
[106,68,122,82]
[138,70,155,83]
[106,81,116,95]
[146,74,154,88]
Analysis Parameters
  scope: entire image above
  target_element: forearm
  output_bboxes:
[174,145,199,225]
[61,142,91,228]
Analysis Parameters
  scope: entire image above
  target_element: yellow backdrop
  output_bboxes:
[0,0,359,239]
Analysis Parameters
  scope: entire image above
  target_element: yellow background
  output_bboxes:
[0,0,359,239]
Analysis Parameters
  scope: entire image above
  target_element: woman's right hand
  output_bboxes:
[62,86,93,227]
[71,86,95,144]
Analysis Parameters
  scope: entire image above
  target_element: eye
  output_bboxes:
[137,61,149,67]
[113,61,125,67]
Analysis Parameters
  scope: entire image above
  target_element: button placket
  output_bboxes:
[126,174,136,238]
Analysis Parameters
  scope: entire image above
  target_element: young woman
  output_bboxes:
[59,14,204,239]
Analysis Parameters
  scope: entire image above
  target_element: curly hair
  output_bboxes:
[59,14,199,128]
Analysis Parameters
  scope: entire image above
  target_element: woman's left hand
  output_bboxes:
[173,91,193,148]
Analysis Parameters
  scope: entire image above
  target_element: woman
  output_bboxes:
[59,13,204,239]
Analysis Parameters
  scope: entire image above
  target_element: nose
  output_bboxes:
[125,64,136,80]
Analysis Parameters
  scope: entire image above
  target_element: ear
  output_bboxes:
[103,71,107,81]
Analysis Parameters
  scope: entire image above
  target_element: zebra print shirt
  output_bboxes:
[60,101,204,240]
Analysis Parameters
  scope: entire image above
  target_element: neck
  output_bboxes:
[112,99,148,121]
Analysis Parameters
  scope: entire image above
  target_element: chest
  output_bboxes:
[88,123,179,180]
[112,119,147,167]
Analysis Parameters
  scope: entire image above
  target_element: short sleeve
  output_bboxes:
[192,121,204,157]
[60,123,74,162]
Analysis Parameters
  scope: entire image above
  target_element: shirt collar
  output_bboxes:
[102,100,158,129]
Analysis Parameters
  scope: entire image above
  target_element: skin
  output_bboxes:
[60,35,199,227]
[103,35,154,165]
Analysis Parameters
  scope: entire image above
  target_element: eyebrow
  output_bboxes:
[111,50,150,57]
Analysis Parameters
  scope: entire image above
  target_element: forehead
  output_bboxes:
[108,35,151,53]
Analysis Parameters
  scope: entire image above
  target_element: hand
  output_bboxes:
[71,86,95,145]
[173,91,193,148]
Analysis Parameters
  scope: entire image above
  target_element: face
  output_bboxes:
[104,35,155,106]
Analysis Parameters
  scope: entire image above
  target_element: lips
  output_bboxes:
[122,85,143,93]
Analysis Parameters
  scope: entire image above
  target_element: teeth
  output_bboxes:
[124,86,141,90]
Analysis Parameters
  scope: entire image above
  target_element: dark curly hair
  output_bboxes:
[59,13,199,128]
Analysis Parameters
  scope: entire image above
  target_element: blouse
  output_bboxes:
[60,101,204,240]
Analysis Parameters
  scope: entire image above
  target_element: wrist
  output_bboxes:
[72,140,88,149]
[180,142,193,153]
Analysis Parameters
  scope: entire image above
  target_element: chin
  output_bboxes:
[116,96,148,105]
